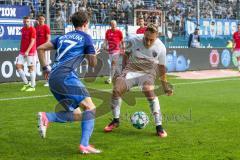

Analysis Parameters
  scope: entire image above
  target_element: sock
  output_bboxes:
[148,97,162,126]
[110,65,116,80]
[46,112,74,123]
[17,69,28,84]
[30,71,36,87]
[238,60,240,70]
[108,59,112,80]
[80,110,95,147]
[111,98,122,119]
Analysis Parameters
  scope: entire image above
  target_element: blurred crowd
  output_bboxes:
[1,0,239,34]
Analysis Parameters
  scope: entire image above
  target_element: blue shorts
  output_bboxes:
[49,72,90,111]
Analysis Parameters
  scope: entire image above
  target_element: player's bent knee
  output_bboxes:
[16,64,23,70]
[80,97,96,111]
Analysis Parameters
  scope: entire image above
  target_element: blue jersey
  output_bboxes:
[50,30,95,79]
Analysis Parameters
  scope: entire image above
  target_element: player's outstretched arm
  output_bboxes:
[37,42,54,67]
[37,42,54,80]
[158,64,173,96]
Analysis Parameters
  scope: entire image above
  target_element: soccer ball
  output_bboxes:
[130,111,149,129]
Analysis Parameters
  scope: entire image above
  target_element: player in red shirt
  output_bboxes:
[35,14,51,86]
[136,17,146,34]
[104,20,125,84]
[233,24,240,71]
[16,16,37,91]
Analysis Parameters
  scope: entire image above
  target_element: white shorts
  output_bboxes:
[233,50,240,57]
[109,52,120,63]
[16,54,36,66]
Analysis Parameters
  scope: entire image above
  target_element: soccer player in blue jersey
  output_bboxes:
[37,11,101,154]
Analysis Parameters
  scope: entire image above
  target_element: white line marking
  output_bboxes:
[0,94,52,101]
[172,77,239,86]
[0,78,239,101]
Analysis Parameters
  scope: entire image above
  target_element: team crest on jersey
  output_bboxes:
[152,51,157,57]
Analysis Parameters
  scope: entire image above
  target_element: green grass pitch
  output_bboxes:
[0,76,240,160]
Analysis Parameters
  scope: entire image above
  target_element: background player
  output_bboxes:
[104,24,173,137]
[16,16,37,92]
[232,23,240,72]
[35,14,51,86]
[136,17,146,34]
[104,20,125,84]
[37,11,101,154]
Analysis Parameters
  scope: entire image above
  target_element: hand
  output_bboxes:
[25,51,29,57]
[161,80,174,96]
[94,45,101,55]
[42,65,51,80]
[120,48,125,55]
[165,88,173,96]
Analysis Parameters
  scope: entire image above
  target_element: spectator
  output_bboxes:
[188,28,200,48]
[54,10,65,29]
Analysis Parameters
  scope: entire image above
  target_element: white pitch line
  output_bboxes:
[172,77,240,86]
[0,94,52,101]
[0,78,239,101]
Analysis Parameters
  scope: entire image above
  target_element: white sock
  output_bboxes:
[111,98,122,119]
[17,69,28,84]
[30,71,36,87]
[238,60,240,70]
[148,97,162,126]
[110,65,116,80]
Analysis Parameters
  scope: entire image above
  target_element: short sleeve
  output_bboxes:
[157,45,166,65]
[119,30,123,41]
[105,30,109,41]
[84,35,95,54]
[45,25,50,35]
[51,36,60,49]
[31,27,36,39]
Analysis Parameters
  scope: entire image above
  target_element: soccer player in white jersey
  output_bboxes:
[104,24,173,137]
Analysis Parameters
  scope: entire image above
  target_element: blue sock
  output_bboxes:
[46,112,74,123]
[80,110,95,147]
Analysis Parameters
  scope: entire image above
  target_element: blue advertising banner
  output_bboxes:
[185,19,239,38]
[0,5,30,19]
[0,20,23,40]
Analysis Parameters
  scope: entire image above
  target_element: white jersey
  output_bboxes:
[124,35,166,77]
[128,34,166,65]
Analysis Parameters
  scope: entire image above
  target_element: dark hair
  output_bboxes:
[146,23,158,33]
[23,16,30,20]
[71,11,89,28]
[37,14,45,18]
